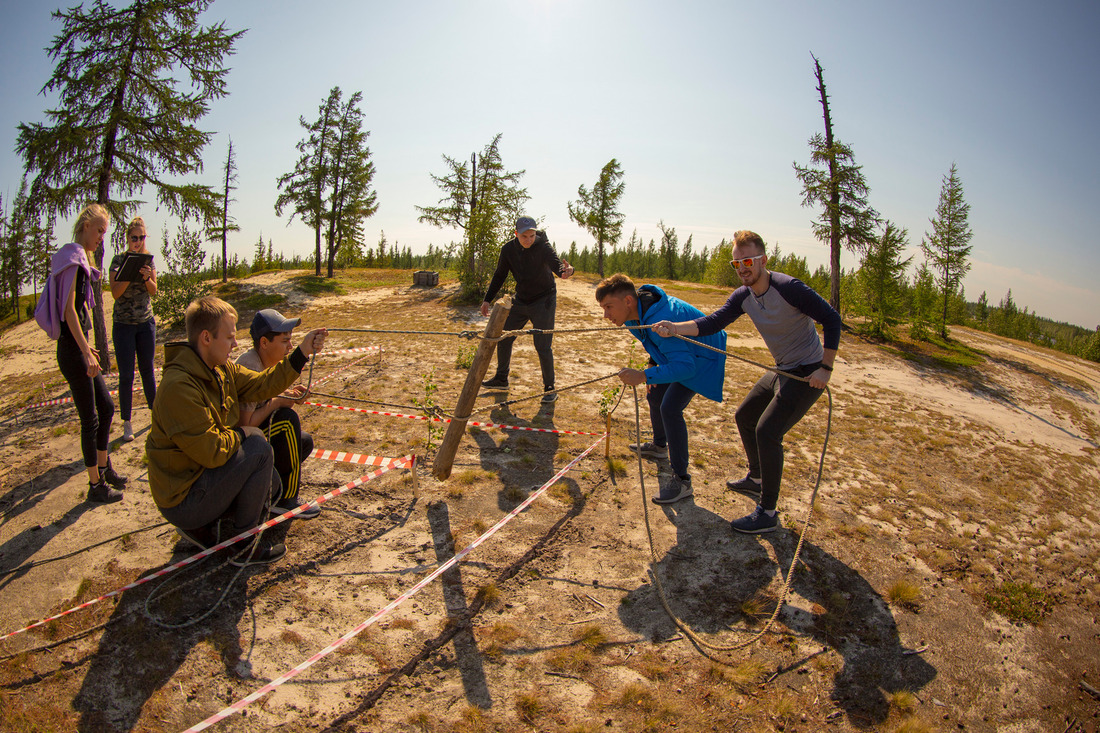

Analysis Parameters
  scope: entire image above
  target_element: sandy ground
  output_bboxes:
[1,271,1098,733]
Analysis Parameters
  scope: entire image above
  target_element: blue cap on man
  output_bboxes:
[515,216,537,234]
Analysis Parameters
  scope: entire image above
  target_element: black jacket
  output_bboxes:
[482,231,566,305]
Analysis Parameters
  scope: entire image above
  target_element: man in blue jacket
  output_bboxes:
[596,273,727,504]
[655,230,840,534]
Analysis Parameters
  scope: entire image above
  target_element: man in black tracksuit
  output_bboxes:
[480,216,574,403]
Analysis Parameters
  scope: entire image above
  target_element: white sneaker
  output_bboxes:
[121,420,134,442]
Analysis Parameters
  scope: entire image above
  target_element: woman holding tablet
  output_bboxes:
[109,216,158,442]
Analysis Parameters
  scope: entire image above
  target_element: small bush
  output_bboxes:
[985,581,1055,624]
[887,580,922,610]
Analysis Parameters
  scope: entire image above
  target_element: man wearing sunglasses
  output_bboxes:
[653,230,840,534]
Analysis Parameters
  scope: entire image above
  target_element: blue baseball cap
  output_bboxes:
[251,308,301,341]
[515,216,537,234]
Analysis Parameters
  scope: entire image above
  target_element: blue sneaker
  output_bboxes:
[731,505,779,534]
[652,475,693,504]
[726,473,762,502]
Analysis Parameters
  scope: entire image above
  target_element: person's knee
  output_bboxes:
[242,433,275,463]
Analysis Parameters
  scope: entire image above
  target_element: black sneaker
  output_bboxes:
[730,505,779,534]
[628,441,668,460]
[482,375,509,389]
[726,474,762,502]
[100,462,128,488]
[541,391,558,403]
[652,475,693,504]
[229,540,286,567]
[87,480,123,504]
[177,523,218,550]
[269,496,321,520]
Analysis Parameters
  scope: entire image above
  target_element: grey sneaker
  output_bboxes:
[121,420,134,442]
[731,505,779,534]
[726,473,762,502]
[229,540,287,567]
[482,375,509,389]
[629,441,668,460]
[541,391,558,403]
[652,474,693,504]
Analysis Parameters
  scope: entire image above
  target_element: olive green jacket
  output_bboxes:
[146,341,307,509]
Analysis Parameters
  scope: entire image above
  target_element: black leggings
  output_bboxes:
[57,333,114,468]
[735,363,824,511]
[262,406,313,502]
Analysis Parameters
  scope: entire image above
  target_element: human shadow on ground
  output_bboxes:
[618,499,936,728]
[70,545,261,732]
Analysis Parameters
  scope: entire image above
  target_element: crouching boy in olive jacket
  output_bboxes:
[146,296,326,565]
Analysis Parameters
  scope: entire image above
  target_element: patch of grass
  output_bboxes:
[634,650,672,680]
[547,644,593,674]
[452,705,489,733]
[728,659,767,688]
[573,624,607,650]
[455,468,493,485]
[616,682,656,712]
[887,580,922,610]
[291,274,345,296]
[985,581,1055,624]
[503,486,526,503]
[606,457,627,477]
[888,689,919,715]
[406,710,433,732]
[514,690,545,724]
[475,583,502,608]
[891,718,935,733]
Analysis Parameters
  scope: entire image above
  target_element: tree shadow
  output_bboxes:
[618,500,936,728]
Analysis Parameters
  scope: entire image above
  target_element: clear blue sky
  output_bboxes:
[2,0,1098,329]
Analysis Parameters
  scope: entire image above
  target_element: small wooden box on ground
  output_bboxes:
[413,271,439,287]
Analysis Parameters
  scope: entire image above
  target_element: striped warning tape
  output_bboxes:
[0,454,413,643]
[316,345,381,357]
[302,400,606,436]
[182,434,605,732]
[309,448,394,466]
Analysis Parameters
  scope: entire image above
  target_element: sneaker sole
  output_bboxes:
[268,504,321,520]
[229,544,286,566]
[177,528,212,549]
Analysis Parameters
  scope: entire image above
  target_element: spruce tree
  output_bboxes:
[17,0,243,366]
[856,221,911,339]
[567,158,625,277]
[921,163,973,339]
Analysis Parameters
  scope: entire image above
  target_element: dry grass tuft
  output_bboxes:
[514,689,546,724]
[573,623,607,649]
[888,689,919,715]
[887,579,922,610]
[475,583,502,608]
[280,629,304,645]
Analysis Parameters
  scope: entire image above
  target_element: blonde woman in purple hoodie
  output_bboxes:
[48,204,128,502]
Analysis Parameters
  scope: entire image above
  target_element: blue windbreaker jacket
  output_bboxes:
[626,284,727,402]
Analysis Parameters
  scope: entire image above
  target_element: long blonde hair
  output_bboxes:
[71,203,110,244]
[126,216,148,253]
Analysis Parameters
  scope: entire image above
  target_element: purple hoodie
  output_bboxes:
[35,242,100,339]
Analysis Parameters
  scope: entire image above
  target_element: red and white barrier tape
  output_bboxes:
[316,345,381,358]
[309,448,396,466]
[182,434,605,732]
[302,400,606,437]
[0,454,413,643]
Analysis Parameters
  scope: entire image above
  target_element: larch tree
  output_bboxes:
[793,53,879,313]
[920,163,973,339]
[276,87,341,277]
[567,158,625,278]
[207,137,239,282]
[17,0,243,368]
[417,133,528,300]
[322,91,377,278]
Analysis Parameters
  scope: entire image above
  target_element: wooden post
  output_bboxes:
[604,414,612,459]
[432,297,511,480]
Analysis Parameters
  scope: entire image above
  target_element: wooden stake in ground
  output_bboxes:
[432,297,511,480]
